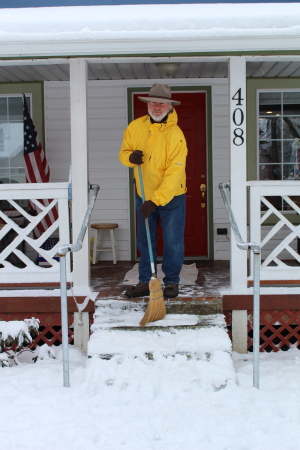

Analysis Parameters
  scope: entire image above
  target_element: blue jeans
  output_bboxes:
[136,193,186,285]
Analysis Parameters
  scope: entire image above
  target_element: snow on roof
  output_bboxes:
[1,3,300,56]
[1,3,300,41]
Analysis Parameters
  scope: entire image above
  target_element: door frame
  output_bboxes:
[126,85,214,260]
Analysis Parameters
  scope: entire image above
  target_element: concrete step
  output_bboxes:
[88,300,234,390]
[93,297,222,326]
[89,299,230,355]
[92,299,223,329]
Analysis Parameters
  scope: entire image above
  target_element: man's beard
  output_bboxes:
[148,108,170,123]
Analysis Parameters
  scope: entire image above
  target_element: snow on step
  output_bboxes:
[88,326,232,358]
[88,330,235,390]
[93,299,225,328]
[88,300,234,390]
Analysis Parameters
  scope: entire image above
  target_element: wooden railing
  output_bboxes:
[247,180,300,283]
[0,183,71,284]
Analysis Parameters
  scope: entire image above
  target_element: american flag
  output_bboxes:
[23,94,58,236]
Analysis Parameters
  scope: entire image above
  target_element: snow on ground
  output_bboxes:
[1,341,300,449]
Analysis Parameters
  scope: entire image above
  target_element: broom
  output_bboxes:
[138,165,166,327]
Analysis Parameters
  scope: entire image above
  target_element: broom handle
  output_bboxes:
[138,165,156,275]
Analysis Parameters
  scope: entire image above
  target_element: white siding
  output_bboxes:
[45,79,231,261]
[45,80,129,261]
[45,83,72,182]
[211,81,231,260]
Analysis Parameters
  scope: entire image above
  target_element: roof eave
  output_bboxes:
[1,35,300,59]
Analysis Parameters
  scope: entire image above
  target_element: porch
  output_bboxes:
[90,260,230,301]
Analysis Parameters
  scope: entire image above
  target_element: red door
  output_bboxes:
[133,91,207,257]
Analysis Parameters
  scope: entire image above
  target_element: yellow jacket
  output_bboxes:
[118,108,188,206]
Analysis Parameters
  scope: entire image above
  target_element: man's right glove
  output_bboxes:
[129,150,144,165]
[140,200,157,220]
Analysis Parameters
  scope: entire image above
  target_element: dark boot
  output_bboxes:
[125,282,150,298]
[163,283,179,298]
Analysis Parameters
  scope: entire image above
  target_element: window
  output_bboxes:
[259,91,300,181]
[0,95,30,184]
[258,90,300,211]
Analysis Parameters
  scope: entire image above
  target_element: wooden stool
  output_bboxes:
[91,223,118,264]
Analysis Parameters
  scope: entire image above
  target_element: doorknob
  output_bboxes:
[200,183,206,207]
[200,183,206,198]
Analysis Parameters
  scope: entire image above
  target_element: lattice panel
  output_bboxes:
[260,195,300,268]
[223,311,232,341]
[248,309,300,352]
[0,312,74,350]
[0,199,60,267]
[248,182,300,282]
[224,309,300,352]
[0,183,71,283]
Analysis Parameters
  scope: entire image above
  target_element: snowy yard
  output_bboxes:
[1,344,300,449]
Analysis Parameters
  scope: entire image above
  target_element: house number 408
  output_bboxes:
[232,88,245,146]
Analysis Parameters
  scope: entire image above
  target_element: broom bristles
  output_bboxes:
[139,276,166,327]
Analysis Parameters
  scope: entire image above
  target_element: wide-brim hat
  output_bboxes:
[138,83,181,106]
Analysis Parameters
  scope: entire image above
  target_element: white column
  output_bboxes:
[69,58,90,287]
[232,310,248,353]
[74,312,90,353]
[229,56,247,290]
[229,57,248,353]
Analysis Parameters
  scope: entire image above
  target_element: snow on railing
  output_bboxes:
[0,183,71,284]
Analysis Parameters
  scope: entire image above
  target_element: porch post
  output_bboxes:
[229,56,248,353]
[69,58,90,287]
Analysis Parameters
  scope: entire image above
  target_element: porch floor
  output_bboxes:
[90,260,230,301]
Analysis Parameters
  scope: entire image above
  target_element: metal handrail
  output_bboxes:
[219,181,261,389]
[58,183,100,387]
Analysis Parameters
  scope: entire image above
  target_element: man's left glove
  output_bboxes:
[140,200,157,220]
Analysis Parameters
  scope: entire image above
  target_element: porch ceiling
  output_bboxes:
[1,60,300,82]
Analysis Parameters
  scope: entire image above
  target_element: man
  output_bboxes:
[119,83,188,298]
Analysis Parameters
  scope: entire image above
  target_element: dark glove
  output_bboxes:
[129,150,144,165]
[140,200,157,220]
